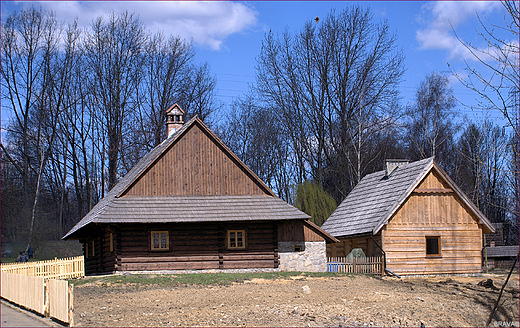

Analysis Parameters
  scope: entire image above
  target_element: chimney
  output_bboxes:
[166,103,185,138]
[384,159,409,177]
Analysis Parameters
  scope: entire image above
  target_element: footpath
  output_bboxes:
[1,302,63,327]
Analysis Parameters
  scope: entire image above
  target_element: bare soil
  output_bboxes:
[74,273,519,327]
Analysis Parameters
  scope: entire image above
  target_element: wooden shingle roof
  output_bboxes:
[321,157,495,238]
[485,245,519,258]
[63,116,311,239]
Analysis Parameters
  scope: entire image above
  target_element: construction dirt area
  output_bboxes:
[73,273,519,327]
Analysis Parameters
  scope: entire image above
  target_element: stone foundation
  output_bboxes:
[278,241,327,272]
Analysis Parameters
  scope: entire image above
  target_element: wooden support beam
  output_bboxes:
[413,188,453,194]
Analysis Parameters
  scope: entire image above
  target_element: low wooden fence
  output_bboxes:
[1,256,84,279]
[1,272,74,326]
[1,256,82,326]
[327,256,384,275]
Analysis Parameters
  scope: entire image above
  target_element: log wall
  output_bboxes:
[84,221,280,273]
[124,123,269,196]
[384,170,483,275]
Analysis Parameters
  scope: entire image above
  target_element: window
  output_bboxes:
[151,231,169,251]
[85,242,89,259]
[227,230,246,249]
[426,236,441,256]
[109,233,114,252]
[91,240,95,257]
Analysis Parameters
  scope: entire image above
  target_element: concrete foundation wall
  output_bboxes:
[278,241,327,272]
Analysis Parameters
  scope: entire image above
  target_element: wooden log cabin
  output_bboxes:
[321,158,495,275]
[63,104,337,275]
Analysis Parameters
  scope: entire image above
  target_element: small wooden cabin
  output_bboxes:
[63,104,337,275]
[321,158,495,275]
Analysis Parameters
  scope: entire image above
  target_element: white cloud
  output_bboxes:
[19,1,258,51]
[416,1,501,60]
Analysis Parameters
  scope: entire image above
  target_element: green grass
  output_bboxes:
[69,271,350,287]
[1,240,82,263]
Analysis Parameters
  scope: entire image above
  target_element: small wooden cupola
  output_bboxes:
[166,103,185,138]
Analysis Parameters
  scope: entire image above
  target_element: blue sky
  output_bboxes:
[0,1,513,128]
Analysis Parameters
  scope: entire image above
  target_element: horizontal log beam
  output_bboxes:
[413,188,453,194]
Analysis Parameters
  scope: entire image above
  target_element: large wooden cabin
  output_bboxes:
[321,158,495,275]
[63,104,337,275]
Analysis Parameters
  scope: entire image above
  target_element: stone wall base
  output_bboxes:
[278,241,327,272]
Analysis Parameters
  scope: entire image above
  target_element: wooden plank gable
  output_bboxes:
[123,121,271,196]
[384,166,484,274]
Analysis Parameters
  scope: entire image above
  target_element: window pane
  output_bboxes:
[160,233,167,249]
[237,232,243,247]
[426,237,439,255]
[153,233,160,249]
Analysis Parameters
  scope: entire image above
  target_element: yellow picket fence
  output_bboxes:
[327,256,384,275]
[0,256,82,326]
[1,272,74,326]
[1,272,45,314]
[1,256,84,279]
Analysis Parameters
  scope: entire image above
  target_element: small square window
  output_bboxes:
[426,236,440,256]
[151,231,169,251]
[228,230,246,249]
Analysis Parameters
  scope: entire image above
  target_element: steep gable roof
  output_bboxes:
[63,116,311,240]
[321,157,494,238]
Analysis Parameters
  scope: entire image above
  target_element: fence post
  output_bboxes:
[68,284,74,327]
[44,279,49,317]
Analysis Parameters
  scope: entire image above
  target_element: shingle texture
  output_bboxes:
[485,245,519,258]
[74,195,308,223]
[321,157,434,238]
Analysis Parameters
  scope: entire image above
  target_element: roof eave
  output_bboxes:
[303,220,340,243]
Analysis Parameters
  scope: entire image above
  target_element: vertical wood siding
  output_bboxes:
[384,171,483,275]
[124,124,269,196]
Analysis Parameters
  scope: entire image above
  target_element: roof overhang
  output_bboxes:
[63,195,311,240]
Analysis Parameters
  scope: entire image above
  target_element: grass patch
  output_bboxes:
[70,271,350,287]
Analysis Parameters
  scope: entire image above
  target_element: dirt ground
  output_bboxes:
[73,273,519,327]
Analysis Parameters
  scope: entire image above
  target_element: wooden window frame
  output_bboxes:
[150,231,170,251]
[227,229,246,250]
[109,232,114,253]
[425,236,441,257]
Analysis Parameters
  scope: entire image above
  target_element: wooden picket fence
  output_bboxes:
[1,256,84,279]
[327,256,384,276]
[1,272,75,326]
[1,256,82,326]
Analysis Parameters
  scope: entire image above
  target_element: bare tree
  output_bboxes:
[84,11,147,190]
[220,95,292,200]
[256,6,405,201]
[404,72,458,171]
[179,62,221,125]
[450,0,519,137]
[139,33,194,148]
[1,8,72,243]
[450,0,519,242]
